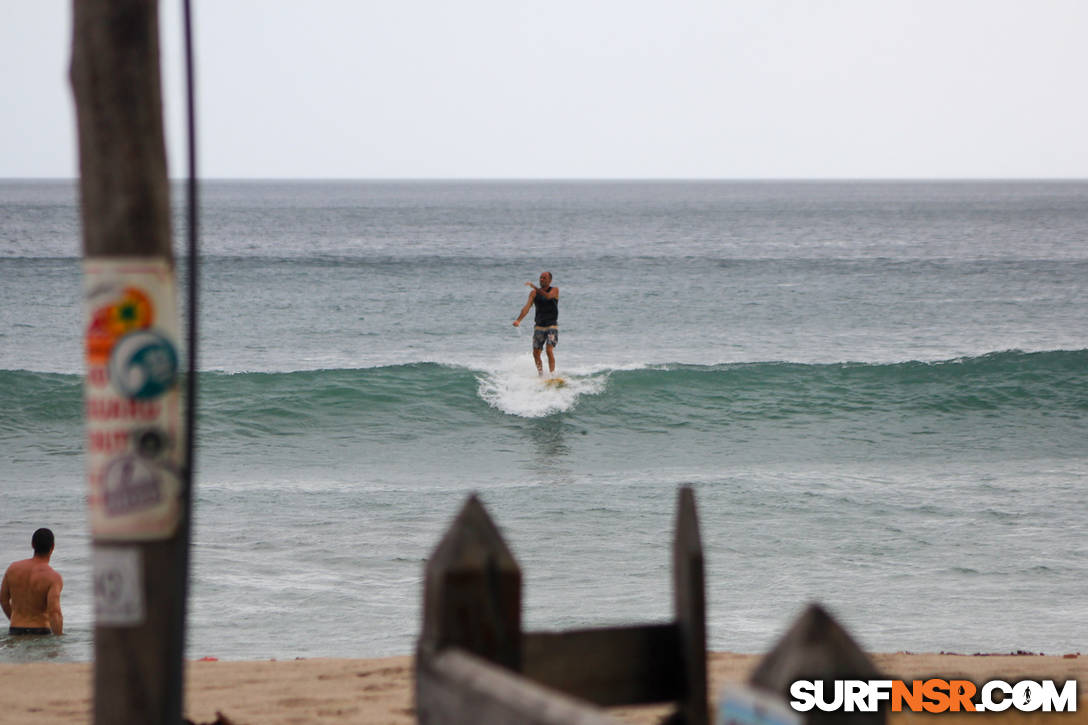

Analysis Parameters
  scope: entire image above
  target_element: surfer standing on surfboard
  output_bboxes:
[513,271,559,376]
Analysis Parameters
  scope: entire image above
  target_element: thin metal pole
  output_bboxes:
[173,0,200,719]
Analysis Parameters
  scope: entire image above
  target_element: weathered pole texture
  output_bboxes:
[71,0,172,257]
[419,494,522,669]
[417,494,537,724]
[71,1,190,724]
[749,604,886,725]
[673,485,709,725]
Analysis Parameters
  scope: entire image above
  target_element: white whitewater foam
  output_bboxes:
[475,353,607,418]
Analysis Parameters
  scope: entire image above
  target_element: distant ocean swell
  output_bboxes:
[3,349,1086,440]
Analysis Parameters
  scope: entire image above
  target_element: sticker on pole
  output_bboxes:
[84,258,183,540]
[93,547,145,626]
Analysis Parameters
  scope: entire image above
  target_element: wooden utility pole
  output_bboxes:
[71,1,191,723]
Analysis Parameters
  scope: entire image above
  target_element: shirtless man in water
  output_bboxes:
[513,271,559,376]
[1,528,63,635]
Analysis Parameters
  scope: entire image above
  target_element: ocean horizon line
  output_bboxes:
[4,176,1088,183]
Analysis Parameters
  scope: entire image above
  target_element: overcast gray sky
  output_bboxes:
[4,1,1088,179]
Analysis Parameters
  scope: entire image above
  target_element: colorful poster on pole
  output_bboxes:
[84,258,183,540]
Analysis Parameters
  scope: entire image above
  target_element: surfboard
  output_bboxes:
[543,376,566,388]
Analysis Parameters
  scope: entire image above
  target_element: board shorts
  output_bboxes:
[9,626,52,635]
[533,326,558,350]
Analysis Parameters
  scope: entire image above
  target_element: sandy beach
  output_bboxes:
[0,651,1082,724]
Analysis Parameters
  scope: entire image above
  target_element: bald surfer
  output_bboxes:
[513,271,559,376]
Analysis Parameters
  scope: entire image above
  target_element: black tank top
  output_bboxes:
[534,288,558,326]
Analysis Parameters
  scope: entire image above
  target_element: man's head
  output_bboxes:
[539,271,552,287]
[32,528,54,556]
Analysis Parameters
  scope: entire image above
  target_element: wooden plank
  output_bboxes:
[748,603,885,725]
[522,624,682,706]
[420,495,522,670]
[673,485,709,725]
[417,648,622,725]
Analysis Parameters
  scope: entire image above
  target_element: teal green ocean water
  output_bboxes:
[1,180,1086,661]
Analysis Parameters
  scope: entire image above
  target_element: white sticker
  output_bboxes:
[717,685,802,725]
[93,547,145,627]
[84,258,183,540]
